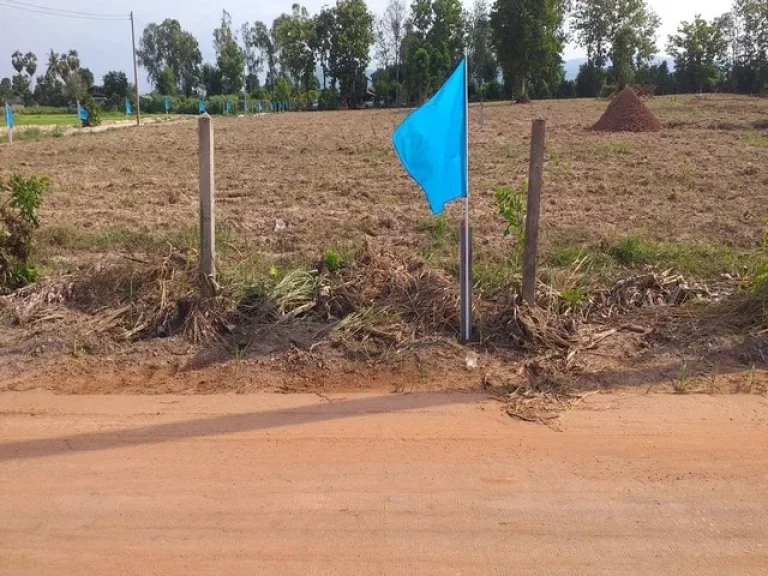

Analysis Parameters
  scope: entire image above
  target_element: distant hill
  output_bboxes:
[563,57,675,80]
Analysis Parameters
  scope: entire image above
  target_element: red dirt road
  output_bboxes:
[1,391,767,575]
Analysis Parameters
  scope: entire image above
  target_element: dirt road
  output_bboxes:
[1,391,766,575]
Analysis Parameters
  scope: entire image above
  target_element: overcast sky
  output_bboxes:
[0,0,734,86]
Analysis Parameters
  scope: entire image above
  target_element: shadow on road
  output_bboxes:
[0,392,487,463]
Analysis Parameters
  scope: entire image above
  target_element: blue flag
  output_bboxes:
[164,96,171,113]
[78,102,89,123]
[244,101,249,114]
[198,100,206,114]
[5,103,13,129]
[125,98,132,115]
[225,101,232,114]
[393,59,468,215]
[257,102,263,113]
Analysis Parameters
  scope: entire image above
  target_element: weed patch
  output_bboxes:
[601,141,630,155]
[743,131,768,148]
[604,233,759,278]
[1,174,49,290]
[496,181,527,269]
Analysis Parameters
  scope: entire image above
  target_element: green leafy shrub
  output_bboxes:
[560,286,587,312]
[323,249,343,273]
[319,87,339,110]
[0,174,49,290]
[601,84,618,99]
[81,94,102,127]
[495,181,528,268]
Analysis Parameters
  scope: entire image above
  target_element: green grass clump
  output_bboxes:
[0,127,43,143]
[743,131,768,148]
[473,262,513,296]
[422,214,450,245]
[323,248,343,273]
[605,233,761,278]
[602,141,630,155]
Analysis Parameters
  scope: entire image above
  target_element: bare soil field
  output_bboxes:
[0,95,766,394]
[2,95,767,256]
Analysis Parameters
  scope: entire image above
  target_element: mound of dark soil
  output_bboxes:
[593,88,661,133]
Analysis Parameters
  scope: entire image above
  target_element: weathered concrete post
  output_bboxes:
[522,119,546,306]
[198,113,216,297]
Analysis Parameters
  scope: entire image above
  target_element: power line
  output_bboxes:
[1,0,126,18]
[0,0,128,20]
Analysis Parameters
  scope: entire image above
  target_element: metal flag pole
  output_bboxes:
[460,50,472,344]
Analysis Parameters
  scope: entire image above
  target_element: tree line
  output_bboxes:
[3,0,768,111]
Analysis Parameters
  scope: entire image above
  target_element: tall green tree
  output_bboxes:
[240,22,264,92]
[214,10,246,94]
[329,0,375,106]
[0,78,12,102]
[24,52,37,78]
[402,0,464,101]
[156,68,178,95]
[137,19,202,96]
[571,0,660,72]
[667,15,729,93]
[200,63,224,96]
[728,0,768,93]
[314,7,336,89]
[428,0,464,85]
[611,25,636,88]
[11,75,30,101]
[103,71,129,99]
[274,4,317,91]
[10,51,37,101]
[245,21,278,91]
[79,68,94,89]
[11,51,24,75]
[467,0,498,87]
[30,49,86,104]
[376,0,408,82]
[491,0,566,99]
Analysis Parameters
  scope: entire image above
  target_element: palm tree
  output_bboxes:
[11,50,24,74]
[46,50,60,79]
[24,52,37,77]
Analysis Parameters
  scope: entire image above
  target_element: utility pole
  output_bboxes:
[130,11,141,126]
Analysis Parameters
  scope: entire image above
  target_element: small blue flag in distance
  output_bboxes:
[164,97,171,113]
[125,98,132,115]
[198,100,206,114]
[78,102,89,122]
[5,103,13,129]
[225,101,232,114]
[392,59,468,215]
